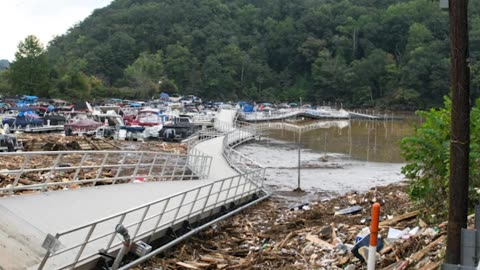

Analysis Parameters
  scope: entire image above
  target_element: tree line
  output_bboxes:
[1,0,480,109]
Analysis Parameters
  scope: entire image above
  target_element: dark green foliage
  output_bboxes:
[3,0,480,105]
[8,35,50,97]
[401,98,480,219]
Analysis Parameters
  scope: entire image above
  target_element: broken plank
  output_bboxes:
[306,233,334,249]
[379,210,419,226]
[176,261,200,269]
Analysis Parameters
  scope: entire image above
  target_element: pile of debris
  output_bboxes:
[16,134,188,153]
[18,134,118,151]
[136,183,456,270]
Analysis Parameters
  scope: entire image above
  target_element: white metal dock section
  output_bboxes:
[0,109,268,270]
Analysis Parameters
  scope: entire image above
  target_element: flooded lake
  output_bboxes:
[237,116,421,204]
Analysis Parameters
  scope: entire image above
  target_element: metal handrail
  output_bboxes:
[38,169,265,270]
[37,112,269,269]
[0,150,212,194]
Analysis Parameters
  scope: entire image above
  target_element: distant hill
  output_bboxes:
[43,0,480,107]
[0,59,9,70]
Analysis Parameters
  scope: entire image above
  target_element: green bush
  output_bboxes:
[401,97,480,219]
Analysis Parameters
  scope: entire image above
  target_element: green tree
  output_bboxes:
[0,70,12,95]
[164,43,194,93]
[9,35,50,96]
[401,98,480,219]
[124,51,165,98]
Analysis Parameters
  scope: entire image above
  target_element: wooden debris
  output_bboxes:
[176,261,199,269]
[274,231,295,250]
[306,233,334,249]
[131,183,454,270]
[380,210,419,226]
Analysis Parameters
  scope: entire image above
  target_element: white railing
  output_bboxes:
[239,107,351,121]
[0,150,212,194]
[38,170,265,270]
[184,127,224,148]
[37,112,269,269]
[240,109,302,121]
[191,114,215,124]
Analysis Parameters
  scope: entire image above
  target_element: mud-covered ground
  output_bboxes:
[237,138,405,204]
[135,182,453,270]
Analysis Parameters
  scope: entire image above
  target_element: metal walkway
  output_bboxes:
[239,108,385,122]
[0,109,268,270]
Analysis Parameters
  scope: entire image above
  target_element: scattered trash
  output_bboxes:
[334,205,362,216]
[290,203,310,211]
[134,183,457,270]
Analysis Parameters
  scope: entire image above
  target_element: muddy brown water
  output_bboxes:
[237,115,421,204]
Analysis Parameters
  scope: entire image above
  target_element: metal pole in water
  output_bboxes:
[297,129,302,190]
[297,142,301,190]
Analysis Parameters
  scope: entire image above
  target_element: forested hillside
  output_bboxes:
[4,0,480,108]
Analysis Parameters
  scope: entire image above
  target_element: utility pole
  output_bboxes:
[446,0,470,264]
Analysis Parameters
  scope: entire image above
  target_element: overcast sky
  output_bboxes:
[0,0,113,61]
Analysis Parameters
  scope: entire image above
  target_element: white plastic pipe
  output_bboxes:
[367,245,376,270]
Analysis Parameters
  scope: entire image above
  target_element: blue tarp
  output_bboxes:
[243,104,254,112]
[22,95,38,101]
[160,92,170,99]
[12,107,35,112]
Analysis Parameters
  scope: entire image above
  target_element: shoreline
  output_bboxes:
[135,182,453,270]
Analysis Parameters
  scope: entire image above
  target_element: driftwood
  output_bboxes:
[380,210,420,227]
[133,184,453,270]
[176,261,199,269]
[274,231,295,250]
[305,233,335,249]
[382,235,446,270]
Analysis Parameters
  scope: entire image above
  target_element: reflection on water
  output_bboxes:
[261,116,420,163]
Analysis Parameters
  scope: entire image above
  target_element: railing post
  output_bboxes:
[106,214,126,250]
[43,153,63,191]
[148,153,159,178]
[189,153,198,180]
[132,205,150,239]
[112,153,127,184]
[131,152,144,181]
[160,155,171,181]
[149,198,170,241]
[220,177,235,207]
[186,188,202,220]
[72,153,88,183]
[232,176,243,201]
[178,154,189,180]
[71,224,97,269]
[239,174,248,198]
[171,193,187,227]
[197,184,215,223]
[94,153,110,186]
[11,154,31,193]
[206,157,212,179]
[169,155,180,181]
